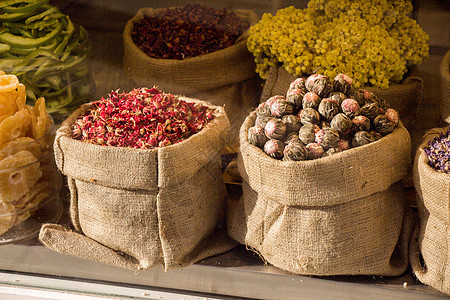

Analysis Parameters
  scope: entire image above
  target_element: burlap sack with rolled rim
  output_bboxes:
[123,8,261,151]
[227,111,414,276]
[39,98,236,270]
[260,66,423,131]
[441,51,450,124]
[410,127,450,295]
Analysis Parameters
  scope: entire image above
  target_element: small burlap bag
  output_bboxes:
[260,66,423,131]
[123,8,261,151]
[441,51,450,124]
[227,111,414,276]
[39,98,236,270]
[410,127,450,295]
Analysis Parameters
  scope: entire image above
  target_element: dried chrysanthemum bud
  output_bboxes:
[255,113,272,129]
[330,113,353,137]
[309,75,333,98]
[374,114,395,136]
[288,77,307,93]
[306,142,324,159]
[318,98,340,121]
[284,132,301,144]
[352,115,371,132]
[248,126,268,148]
[264,139,285,159]
[329,92,347,106]
[322,147,341,157]
[256,102,271,116]
[282,114,301,133]
[352,131,375,147]
[359,102,383,121]
[337,138,351,151]
[298,107,320,125]
[283,140,308,161]
[316,127,339,150]
[302,91,321,110]
[271,98,294,117]
[286,89,305,109]
[341,98,360,118]
[348,88,365,107]
[333,73,353,94]
[299,123,317,145]
[385,108,399,126]
[265,118,286,140]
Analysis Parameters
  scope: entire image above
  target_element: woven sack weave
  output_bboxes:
[123,8,260,151]
[227,111,414,276]
[410,127,450,295]
[39,98,236,270]
[441,51,450,124]
[260,66,423,131]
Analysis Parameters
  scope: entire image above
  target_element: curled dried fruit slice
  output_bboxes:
[0,150,42,203]
[15,84,26,111]
[0,92,17,118]
[32,97,51,140]
[0,109,31,147]
[0,74,19,93]
[12,180,52,225]
[0,137,41,158]
[0,201,14,235]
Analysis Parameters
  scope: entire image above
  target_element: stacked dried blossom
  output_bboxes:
[424,129,450,174]
[71,87,214,149]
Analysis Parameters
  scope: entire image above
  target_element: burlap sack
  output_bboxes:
[39,98,236,270]
[260,66,423,131]
[441,51,450,124]
[410,127,450,295]
[123,8,261,151]
[227,111,414,276]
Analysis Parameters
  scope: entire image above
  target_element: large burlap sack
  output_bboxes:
[39,98,236,270]
[227,110,414,276]
[123,8,261,151]
[410,127,450,295]
[260,66,423,131]
[441,51,450,124]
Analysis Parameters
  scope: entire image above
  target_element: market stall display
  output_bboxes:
[39,87,235,270]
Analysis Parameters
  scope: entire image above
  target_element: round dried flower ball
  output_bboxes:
[309,75,333,98]
[302,91,321,110]
[360,89,382,106]
[321,120,331,128]
[256,102,271,116]
[337,138,351,151]
[333,73,353,94]
[266,95,285,107]
[348,88,365,107]
[255,113,272,129]
[317,127,339,150]
[298,107,320,125]
[371,131,383,141]
[318,98,340,121]
[265,118,286,140]
[284,132,301,144]
[305,74,322,91]
[373,114,396,136]
[359,102,383,121]
[264,139,285,159]
[286,89,305,109]
[306,142,324,160]
[271,98,294,117]
[330,113,353,137]
[299,123,317,145]
[352,131,376,148]
[329,92,347,106]
[323,147,341,157]
[248,126,268,148]
[283,140,308,161]
[282,114,301,133]
[288,77,307,93]
[352,115,371,132]
[341,98,360,118]
[385,108,400,126]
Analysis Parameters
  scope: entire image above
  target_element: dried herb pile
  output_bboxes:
[424,129,450,174]
[131,4,249,59]
[71,87,215,149]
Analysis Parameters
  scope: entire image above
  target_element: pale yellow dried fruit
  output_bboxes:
[15,84,26,111]
[12,181,52,225]
[32,97,51,140]
[0,92,17,118]
[0,150,42,203]
[0,71,5,76]
[0,201,14,235]
[0,75,19,93]
[0,137,41,159]
[0,109,31,147]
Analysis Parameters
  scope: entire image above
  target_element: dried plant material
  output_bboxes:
[12,180,52,225]
[0,201,15,235]
[15,84,26,111]
[0,137,41,159]
[0,74,19,93]
[32,98,52,140]
[0,109,31,147]
[0,151,42,203]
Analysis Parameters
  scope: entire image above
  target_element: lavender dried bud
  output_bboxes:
[424,128,450,174]
[385,108,399,126]
[248,126,268,148]
[352,115,371,132]
[333,73,353,94]
[330,113,353,137]
[316,127,340,150]
[302,91,321,110]
[264,139,285,159]
[299,123,317,145]
[298,108,320,125]
[359,102,383,121]
[271,98,294,117]
[283,140,308,161]
[318,98,340,121]
[265,118,286,140]
[352,131,375,147]
[306,142,324,159]
[374,114,395,136]
[341,98,360,118]
[329,92,347,106]
[282,114,301,133]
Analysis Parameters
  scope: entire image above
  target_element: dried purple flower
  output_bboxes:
[424,128,450,174]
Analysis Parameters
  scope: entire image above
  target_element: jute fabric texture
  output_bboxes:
[227,111,414,276]
[39,98,236,270]
[410,127,450,295]
[260,66,423,131]
[441,51,450,124]
[123,8,260,151]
